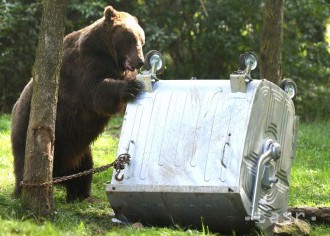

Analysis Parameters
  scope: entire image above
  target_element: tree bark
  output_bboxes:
[259,0,284,85]
[22,0,67,215]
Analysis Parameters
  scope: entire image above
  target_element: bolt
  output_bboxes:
[271,143,281,160]
[269,177,278,184]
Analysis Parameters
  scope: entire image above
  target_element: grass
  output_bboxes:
[0,114,329,235]
[289,120,330,207]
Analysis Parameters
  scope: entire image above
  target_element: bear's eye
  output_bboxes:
[123,32,137,45]
[128,36,137,45]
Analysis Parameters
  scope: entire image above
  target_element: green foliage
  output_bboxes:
[114,0,264,80]
[0,0,329,120]
[0,0,41,112]
[66,0,105,34]
[283,0,330,121]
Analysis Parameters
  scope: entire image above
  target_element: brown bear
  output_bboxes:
[11,6,145,202]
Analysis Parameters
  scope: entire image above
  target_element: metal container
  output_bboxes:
[106,78,297,233]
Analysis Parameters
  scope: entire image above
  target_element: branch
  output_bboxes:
[288,206,330,224]
[199,0,208,17]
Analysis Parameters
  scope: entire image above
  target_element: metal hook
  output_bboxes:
[113,142,133,182]
[115,170,124,181]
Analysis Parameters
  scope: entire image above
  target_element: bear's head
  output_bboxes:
[104,6,145,72]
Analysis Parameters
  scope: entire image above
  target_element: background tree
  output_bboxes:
[259,0,284,84]
[22,0,66,215]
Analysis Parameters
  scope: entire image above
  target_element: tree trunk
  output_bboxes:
[22,0,67,215]
[259,0,284,85]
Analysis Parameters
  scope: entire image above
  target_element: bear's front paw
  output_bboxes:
[122,80,144,101]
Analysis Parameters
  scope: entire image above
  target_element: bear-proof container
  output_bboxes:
[105,77,297,233]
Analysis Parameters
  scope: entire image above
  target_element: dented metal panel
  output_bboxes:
[106,79,296,233]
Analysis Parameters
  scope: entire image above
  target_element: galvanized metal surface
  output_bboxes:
[106,79,296,233]
[230,73,247,93]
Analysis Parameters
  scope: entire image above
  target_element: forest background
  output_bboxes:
[0,0,329,121]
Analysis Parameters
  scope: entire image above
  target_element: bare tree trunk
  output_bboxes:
[259,0,284,85]
[22,0,67,215]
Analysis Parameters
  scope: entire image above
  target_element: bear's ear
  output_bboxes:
[104,6,117,21]
[134,16,138,23]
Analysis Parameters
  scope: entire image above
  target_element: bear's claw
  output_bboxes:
[122,80,144,101]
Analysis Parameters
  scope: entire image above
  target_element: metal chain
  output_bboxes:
[20,153,131,188]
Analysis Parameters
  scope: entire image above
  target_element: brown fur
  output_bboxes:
[11,6,145,202]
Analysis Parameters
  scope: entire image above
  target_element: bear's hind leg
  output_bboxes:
[12,131,25,198]
[11,81,33,198]
[13,149,25,198]
[64,150,93,202]
[12,119,29,198]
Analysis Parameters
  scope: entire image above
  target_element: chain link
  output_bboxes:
[20,153,131,188]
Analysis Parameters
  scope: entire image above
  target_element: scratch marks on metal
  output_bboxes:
[125,104,143,179]
[158,92,173,167]
[139,94,158,180]
[203,91,222,182]
[190,89,211,168]
[174,94,188,167]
